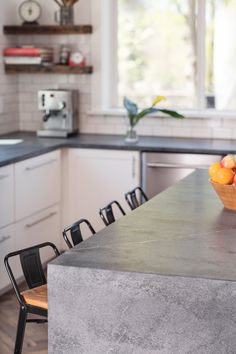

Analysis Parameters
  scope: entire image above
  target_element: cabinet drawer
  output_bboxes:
[0,225,21,292]
[0,165,14,228]
[16,205,61,263]
[15,151,61,220]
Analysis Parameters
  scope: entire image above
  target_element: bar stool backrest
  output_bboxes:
[63,218,96,249]
[125,187,148,210]
[4,242,60,307]
[99,200,126,226]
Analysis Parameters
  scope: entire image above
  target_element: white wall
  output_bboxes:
[0,0,19,134]
[1,0,236,139]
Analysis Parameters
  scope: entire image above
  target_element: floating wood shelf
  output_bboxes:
[4,64,93,74]
[3,25,92,35]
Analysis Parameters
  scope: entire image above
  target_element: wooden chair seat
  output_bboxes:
[21,284,48,310]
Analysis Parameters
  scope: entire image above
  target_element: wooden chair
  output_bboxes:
[125,187,148,210]
[63,218,96,249]
[99,200,126,226]
[4,242,60,354]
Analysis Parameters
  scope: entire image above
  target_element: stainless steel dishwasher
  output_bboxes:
[142,152,222,198]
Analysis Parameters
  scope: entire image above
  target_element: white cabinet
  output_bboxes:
[0,225,21,292]
[65,149,140,232]
[16,205,61,258]
[0,151,62,294]
[15,151,61,221]
[0,165,14,228]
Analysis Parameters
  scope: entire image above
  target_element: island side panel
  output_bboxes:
[48,264,236,354]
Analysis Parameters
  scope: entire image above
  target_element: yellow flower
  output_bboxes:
[152,96,166,107]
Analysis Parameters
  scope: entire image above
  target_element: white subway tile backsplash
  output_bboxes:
[191,127,213,139]
[92,123,115,135]
[18,75,33,84]
[212,128,231,139]
[222,118,236,128]
[152,125,172,137]
[20,120,41,131]
[19,102,37,112]
[230,129,236,140]
[204,118,222,128]
[114,125,127,135]
[0,122,19,134]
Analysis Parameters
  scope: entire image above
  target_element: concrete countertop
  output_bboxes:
[1,131,236,167]
[51,169,236,282]
[48,169,236,353]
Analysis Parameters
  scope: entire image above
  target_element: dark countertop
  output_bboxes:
[52,170,236,282]
[1,131,236,167]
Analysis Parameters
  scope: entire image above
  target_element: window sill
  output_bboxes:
[88,109,236,119]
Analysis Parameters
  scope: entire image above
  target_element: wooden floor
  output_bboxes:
[0,288,48,354]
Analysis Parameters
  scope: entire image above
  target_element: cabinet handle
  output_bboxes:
[25,212,57,229]
[0,174,9,181]
[132,156,136,179]
[0,235,11,244]
[25,158,57,171]
[147,163,209,169]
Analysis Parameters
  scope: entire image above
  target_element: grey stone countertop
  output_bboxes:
[51,169,236,282]
[1,131,236,167]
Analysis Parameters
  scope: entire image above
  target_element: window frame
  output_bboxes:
[90,0,236,117]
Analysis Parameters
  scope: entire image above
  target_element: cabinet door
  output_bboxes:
[16,205,61,262]
[66,149,140,233]
[0,165,14,228]
[15,151,61,221]
[0,225,21,292]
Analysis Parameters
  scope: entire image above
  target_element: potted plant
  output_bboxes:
[124,96,184,143]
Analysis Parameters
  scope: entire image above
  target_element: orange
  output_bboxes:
[208,162,221,179]
[213,167,234,185]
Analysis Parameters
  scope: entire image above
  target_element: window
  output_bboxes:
[115,0,235,111]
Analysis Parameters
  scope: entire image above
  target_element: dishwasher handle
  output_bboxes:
[146,162,209,170]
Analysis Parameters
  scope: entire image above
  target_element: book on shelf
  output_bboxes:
[4,47,41,56]
[3,47,54,65]
[4,56,42,65]
[4,47,53,56]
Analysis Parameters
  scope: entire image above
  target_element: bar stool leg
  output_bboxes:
[14,307,27,354]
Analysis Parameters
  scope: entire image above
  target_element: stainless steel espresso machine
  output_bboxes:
[37,89,78,138]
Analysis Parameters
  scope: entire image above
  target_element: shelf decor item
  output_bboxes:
[54,0,80,26]
[123,96,184,143]
[19,0,42,25]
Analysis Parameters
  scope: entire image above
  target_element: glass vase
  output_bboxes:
[55,6,74,26]
[125,126,138,143]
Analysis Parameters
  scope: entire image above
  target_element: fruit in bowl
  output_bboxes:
[220,155,236,169]
[209,155,236,210]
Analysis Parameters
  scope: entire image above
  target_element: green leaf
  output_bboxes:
[132,107,184,126]
[156,109,184,118]
[123,97,138,117]
[133,107,158,126]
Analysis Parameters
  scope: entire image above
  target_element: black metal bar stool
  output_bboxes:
[99,200,126,226]
[63,218,96,249]
[4,242,60,354]
[125,186,148,210]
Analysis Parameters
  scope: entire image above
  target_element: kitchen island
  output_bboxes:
[48,170,236,354]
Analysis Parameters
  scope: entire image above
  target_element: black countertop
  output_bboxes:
[52,170,236,282]
[1,131,236,167]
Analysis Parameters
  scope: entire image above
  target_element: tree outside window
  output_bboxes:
[117,0,235,111]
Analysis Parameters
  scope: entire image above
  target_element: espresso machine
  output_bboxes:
[37,89,78,138]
